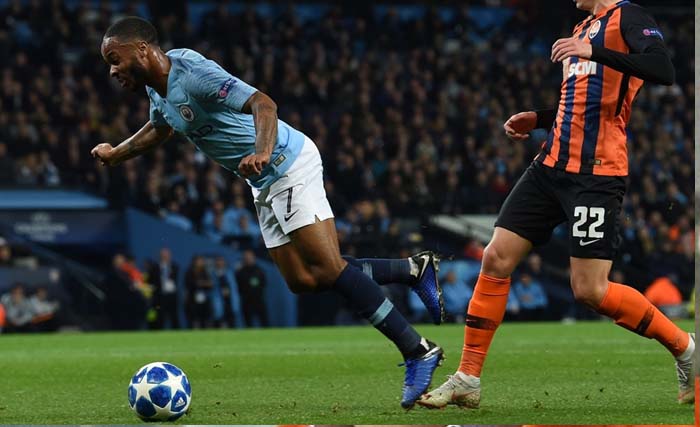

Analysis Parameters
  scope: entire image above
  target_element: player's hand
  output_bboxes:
[90,143,117,166]
[551,37,593,63]
[504,111,537,142]
[238,152,270,177]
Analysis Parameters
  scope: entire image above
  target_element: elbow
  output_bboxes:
[662,64,675,86]
[254,93,278,115]
[264,98,278,114]
[658,57,675,86]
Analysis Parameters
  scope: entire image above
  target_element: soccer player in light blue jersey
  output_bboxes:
[90,16,444,408]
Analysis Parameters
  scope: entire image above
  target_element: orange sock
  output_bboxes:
[596,281,689,357]
[458,273,511,377]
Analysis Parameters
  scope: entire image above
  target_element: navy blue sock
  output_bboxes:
[342,256,415,286]
[333,263,422,357]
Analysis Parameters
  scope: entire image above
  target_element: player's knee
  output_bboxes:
[481,243,516,278]
[286,274,319,294]
[570,273,607,307]
[309,260,345,289]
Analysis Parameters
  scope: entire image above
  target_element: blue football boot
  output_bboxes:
[400,340,444,409]
[410,251,445,325]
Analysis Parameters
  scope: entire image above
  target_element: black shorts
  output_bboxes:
[495,162,626,260]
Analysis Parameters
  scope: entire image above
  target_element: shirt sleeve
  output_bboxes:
[185,62,258,112]
[589,5,674,85]
[620,4,666,54]
[535,109,557,130]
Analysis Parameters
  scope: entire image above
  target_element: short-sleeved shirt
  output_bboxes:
[147,48,305,189]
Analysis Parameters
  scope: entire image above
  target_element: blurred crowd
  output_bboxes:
[0,0,694,321]
[104,247,268,330]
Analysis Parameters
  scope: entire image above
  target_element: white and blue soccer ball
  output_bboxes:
[128,362,192,421]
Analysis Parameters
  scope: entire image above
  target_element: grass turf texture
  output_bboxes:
[0,321,693,424]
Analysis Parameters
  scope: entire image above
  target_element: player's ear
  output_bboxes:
[137,41,149,57]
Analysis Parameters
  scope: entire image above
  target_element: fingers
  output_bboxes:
[239,155,260,177]
[239,154,270,177]
[238,157,251,177]
[506,131,529,141]
[551,38,574,62]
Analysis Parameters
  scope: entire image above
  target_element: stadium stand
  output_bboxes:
[0,0,693,329]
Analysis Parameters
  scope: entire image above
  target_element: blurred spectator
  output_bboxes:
[0,237,13,266]
[0,284,34,332]
[213,256,241,328]
[164,200,193,231]
[185,255,214,328]
[106,254,149,330]
[0,143,14,184]
[28,287,60,331]
[235,250,268,327]
[148,248,181,329]
[505,288,520,321]
[512,272,548,321]
[644,276,685,319]
[116,254,150,298]
[441,270,473,322]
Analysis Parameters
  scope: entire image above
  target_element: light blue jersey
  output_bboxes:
[146,48,306,189]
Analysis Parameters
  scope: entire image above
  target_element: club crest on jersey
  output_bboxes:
[218,78,236,98]
[179,105,195,122]
[588,20,601,39]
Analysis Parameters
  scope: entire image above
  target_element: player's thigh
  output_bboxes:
[494,163,566,248]
[268,242,316,293]
[268,219,346,291]
[288,218,346,282]
[560,174,626,260]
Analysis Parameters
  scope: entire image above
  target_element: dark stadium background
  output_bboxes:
[0,0,693,332]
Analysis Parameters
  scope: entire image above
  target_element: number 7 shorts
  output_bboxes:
[494,161,626,260]
[251,137,335,249]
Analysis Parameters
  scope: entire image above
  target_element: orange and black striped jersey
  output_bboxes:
[535,1,673,176]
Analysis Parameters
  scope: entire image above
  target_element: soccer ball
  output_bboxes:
[128,362,192,421]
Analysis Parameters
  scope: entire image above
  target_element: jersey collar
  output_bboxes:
[592,0,628,19]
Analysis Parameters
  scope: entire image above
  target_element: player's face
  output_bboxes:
[100,37,150,92]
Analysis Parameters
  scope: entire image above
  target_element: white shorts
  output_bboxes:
[251,137,335,248]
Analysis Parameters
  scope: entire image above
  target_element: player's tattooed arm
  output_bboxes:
[90,121,173,166]
[239,91,278,177]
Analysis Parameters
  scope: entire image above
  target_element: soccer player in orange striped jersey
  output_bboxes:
[418,0,694,410]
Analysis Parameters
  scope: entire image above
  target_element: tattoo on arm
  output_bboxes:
[113,122,172,163]
[125,140,136,155]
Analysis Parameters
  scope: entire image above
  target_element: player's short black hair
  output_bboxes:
[104,16,158,45]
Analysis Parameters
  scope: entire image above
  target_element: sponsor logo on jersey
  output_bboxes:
[218,78,237,98]
[642,28,664,40]
[568,61,598,78]
[588,20,601,39]
[179,105,195,121]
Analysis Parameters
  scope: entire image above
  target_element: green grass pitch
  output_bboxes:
[0,320,693,424]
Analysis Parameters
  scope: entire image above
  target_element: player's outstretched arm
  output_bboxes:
[239,91,278,177]
[90,121,173,166]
